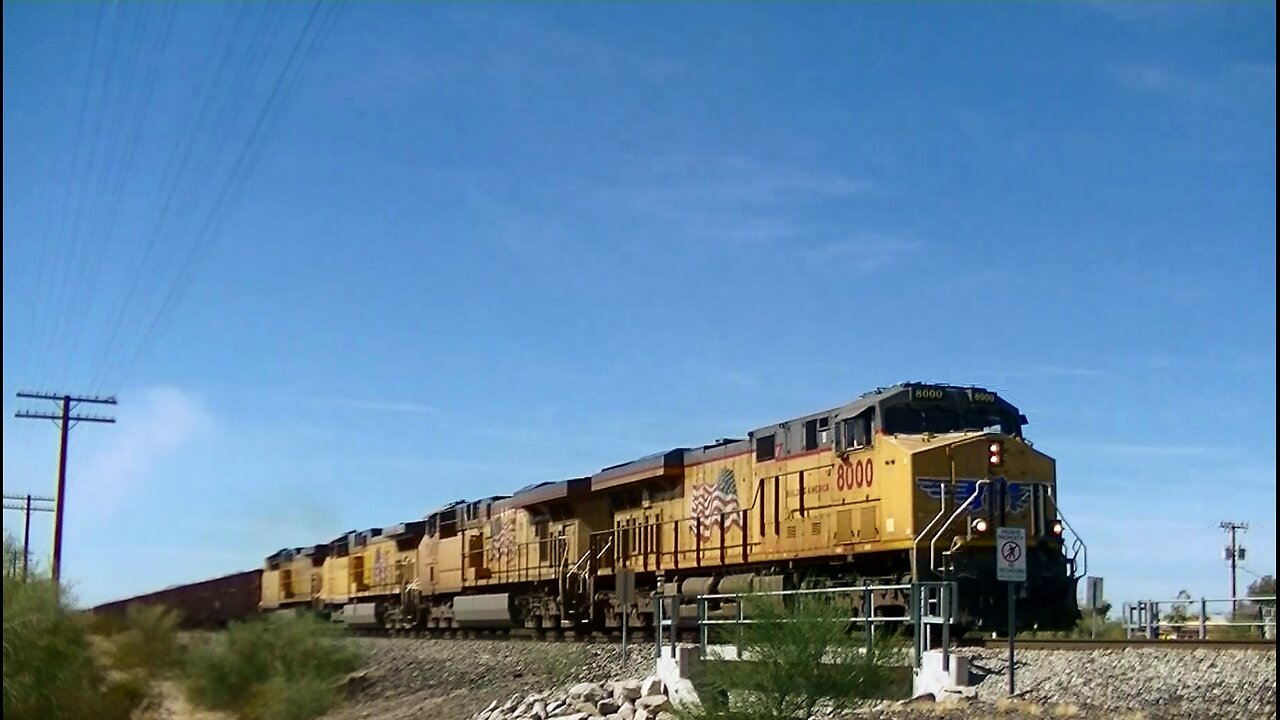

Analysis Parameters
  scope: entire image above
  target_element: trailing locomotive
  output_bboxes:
[260,383,1084,634]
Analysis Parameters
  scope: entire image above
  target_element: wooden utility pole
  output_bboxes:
[14,391,117,585]
[2,494,55,581]
[1220,521,1249,615]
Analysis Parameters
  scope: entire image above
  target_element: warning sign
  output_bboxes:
[996,526,1026,582]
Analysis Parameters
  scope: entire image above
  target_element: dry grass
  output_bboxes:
[1049,702,1081,717]
[995,697,1044,716]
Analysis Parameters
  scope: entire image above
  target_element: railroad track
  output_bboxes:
[362,628,1276,651]
[965,637,1276,651]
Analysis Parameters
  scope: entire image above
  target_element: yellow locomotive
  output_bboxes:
[260,383,1084,633]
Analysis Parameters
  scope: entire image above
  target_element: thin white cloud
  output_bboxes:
[979,365,1104,379]
[1085,1,1220,25]
[1051,440,1229,457]
[311,398,438,414]
[77,385,213,517]
[802,237,924,273]
[1108,62,1277,105]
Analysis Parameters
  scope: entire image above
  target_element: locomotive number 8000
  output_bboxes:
[836,459,874,491]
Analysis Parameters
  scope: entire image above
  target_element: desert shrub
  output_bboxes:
[244,675,342,720]
[110,603,183,675]
[185,613,362,719]
[2,534,152,720]
[688,592,903,720]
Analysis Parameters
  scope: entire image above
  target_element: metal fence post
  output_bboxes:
[862,583,873,655]
[655,591,663,660]
[699,595,708,653]
[941,582,951,672]
[910,582,921,669]
[1200,598,1208,640]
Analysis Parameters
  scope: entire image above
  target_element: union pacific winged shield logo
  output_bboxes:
[914,477,1036,513]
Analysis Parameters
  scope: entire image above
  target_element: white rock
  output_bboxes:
[665,677,701,711]
[633,709,651,720]
[634,696,670,713]
[613,680,642,702]
[616,703,635,720]
[547,714,588,720]
[640,677,665,698]
[569,682,608,703]
[532,700,547,719]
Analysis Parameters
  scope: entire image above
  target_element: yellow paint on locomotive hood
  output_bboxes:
[900,431,1058,547]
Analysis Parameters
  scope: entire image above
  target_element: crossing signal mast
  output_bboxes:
[1219,520,1249,615]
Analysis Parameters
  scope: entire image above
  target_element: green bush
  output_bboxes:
[185,613,362,719]
[245,675,342,720]
[110,603,183,675]
[688,592,903,720]
[2,533,151,720]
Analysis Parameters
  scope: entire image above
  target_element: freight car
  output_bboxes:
[92,569,261,628]
[262,383,1085,635]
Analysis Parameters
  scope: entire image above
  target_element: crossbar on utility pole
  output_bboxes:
[3,494,55,581]
[15,390,117,585]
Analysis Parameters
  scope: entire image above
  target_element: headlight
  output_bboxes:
[988,441,1003,467]
[1051,520,1064,536]
[972,518,989,533]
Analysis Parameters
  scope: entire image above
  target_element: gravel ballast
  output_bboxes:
[323,638,1276,720]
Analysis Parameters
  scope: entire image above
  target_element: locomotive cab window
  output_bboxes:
[804,417,831,451]
[844,409,874,449]
[756,433,776,461]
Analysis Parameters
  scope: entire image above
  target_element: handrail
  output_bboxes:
[1060,517,1086,577]
[1048,487,1087,578]
[929,478,991,574]
[594,537,613,560]
[567,547,593,576]
[911,481,947,579]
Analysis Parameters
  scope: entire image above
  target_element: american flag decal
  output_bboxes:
[488,511,516,562]
[688,468,743,541]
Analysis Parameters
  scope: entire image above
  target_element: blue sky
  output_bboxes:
[2,2,1274,610]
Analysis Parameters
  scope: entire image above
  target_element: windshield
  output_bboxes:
[883,404,1020,436]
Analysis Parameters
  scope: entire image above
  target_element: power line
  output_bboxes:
[114,1,339,388]
[14,391,118,586]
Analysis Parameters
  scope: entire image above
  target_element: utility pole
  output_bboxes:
[14,391,117,585]
[1220,521,1249,616]
[2,494,55,581]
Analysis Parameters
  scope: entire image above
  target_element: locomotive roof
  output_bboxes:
[380,520,427,539]
[591,448,685,491]
[418,382,1023,514]
[497,477,591,510]
[747,382,1021,437]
